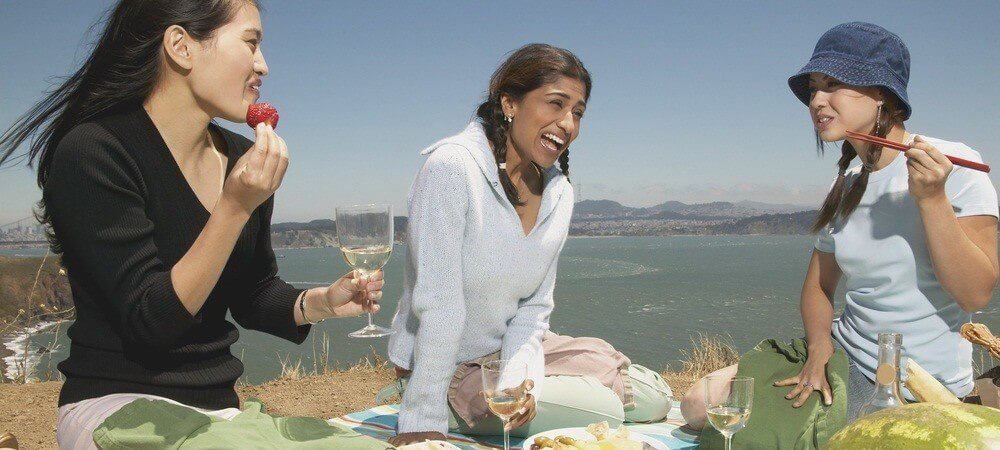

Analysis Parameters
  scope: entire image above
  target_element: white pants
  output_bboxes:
[56,393,241,449]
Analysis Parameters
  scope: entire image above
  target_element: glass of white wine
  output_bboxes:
[705,375,753,450]
[481,359,528,450]
[335,204,393,338]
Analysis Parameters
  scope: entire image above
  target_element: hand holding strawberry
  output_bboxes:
[220,103,287,215]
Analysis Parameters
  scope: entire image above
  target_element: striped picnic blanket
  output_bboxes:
[330,404,699,449]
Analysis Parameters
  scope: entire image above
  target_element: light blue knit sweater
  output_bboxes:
[388,122,574,434]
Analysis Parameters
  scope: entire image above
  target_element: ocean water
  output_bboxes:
[4,236,999,384]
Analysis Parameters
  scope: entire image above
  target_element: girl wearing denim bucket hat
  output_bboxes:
[682,22,998,446]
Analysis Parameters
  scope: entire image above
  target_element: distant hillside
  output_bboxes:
[734,200,813,213]
[569,198,819,236]
[572,200,633,219]
[270,202,819,244]
[573,199,812,221]
[271,219,335,232]
[708,210,818,235]
[271,217,408,248]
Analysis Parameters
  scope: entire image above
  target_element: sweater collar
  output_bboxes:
[421,121,565,184]
[420,121,569,230]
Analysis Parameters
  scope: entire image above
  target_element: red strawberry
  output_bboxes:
[246,102,279,129]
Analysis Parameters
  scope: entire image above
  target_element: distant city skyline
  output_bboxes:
[2,1,998,223]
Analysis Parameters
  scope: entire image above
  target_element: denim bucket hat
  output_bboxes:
[788,22,911,120]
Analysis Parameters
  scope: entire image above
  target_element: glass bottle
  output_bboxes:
[859,332,905,417]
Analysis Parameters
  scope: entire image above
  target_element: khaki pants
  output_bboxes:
[384,364,674,438]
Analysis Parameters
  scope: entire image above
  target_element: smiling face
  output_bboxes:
[808,73,883,143]
[501,76,587,169]
[186,3,268,122]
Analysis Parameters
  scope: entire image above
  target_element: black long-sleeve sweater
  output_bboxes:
[44,105,310,409]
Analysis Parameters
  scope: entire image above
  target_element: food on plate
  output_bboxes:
[530,422,652,450]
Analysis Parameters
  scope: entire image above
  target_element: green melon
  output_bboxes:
[825,403,1000,450]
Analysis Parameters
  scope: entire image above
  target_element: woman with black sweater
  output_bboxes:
[0,1,383,448]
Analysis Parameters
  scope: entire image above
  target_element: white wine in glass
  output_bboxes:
[486,391,527,419]
[706,405,751,434]
[481,360,528,450]
[705,376,753,450]
[341,244,392,278]
[335,204,394,338]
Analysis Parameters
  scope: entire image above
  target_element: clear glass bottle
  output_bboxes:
[859,332,905,417]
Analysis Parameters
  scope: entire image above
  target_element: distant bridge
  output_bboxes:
[0,216,47,246]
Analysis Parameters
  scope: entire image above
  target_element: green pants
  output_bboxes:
[93,398,392,450]
[385,364,674,438]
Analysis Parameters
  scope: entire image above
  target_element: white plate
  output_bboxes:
[523,427,668,449]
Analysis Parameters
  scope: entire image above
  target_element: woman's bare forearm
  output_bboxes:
[801,287,835,358]
[801,251,840,358]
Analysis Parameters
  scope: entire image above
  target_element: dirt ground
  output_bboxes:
[0,365,392,449]
[0,366,697,449]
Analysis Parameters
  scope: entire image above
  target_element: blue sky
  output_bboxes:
[2,1,998,223]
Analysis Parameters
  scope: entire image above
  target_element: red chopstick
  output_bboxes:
[845,130,990,173]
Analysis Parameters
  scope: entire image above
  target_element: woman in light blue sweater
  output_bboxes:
[386,44,673,446]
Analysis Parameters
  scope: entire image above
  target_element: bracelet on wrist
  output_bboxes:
[299,290,319,325]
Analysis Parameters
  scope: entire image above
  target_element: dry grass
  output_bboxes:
[275,331,739,399]
[661,333,740,397]
[276,332,392,380]
[242,353,395,420]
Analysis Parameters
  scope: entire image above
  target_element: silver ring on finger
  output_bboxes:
[802,381,812,388]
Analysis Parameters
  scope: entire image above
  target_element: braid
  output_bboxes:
[812,143,856,232]
[559,149,570,182]
[837,143,857,176]
[476,95,524,206]
[837,141,868,219]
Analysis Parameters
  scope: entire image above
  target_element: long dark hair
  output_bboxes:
[812,91,906,232]
[475,43,592,206]
[0,0,259,249]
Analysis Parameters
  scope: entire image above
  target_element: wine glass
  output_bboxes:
[704,375,753,450]
[335,204,394,338]
[481,360,529,450]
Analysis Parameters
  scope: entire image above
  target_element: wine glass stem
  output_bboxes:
[356,269,375,328]
[725,434,732,450]
[502,419,510,450]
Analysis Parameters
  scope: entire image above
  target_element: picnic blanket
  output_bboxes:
[330,404,699,449]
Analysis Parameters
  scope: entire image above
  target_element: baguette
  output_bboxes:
[904,358,960,404]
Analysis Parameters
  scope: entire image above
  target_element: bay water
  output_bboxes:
[5,236,999,384]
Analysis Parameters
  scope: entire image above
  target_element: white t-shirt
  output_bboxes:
[816,134,998,398]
